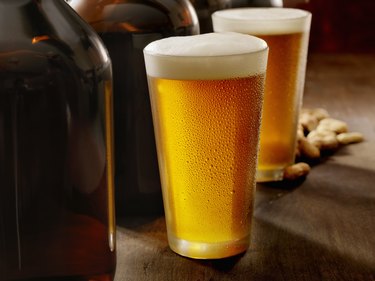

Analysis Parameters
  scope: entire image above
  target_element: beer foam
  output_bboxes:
[212,8,311,35]
[143,32,268,80]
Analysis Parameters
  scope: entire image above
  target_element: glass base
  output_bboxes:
[167,233,250,259]
[256,168,284,182]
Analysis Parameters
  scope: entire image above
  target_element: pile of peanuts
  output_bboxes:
[283,108,364,181]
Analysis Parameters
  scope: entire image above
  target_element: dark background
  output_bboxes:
[289,0,375,53]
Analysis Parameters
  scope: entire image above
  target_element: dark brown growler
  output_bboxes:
[190,0,231,33]
[190,0,278,33]
[69,0,199,215]
[0,0,116,280]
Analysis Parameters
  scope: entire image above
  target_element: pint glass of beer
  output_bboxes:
[143,32,268,259]
[213,8,311,182]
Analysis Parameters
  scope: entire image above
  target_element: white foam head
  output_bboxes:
[143,32,268,80]
[212,8,311,35]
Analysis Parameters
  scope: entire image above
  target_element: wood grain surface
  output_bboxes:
[114,54,375,281]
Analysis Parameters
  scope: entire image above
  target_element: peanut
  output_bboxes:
[299,112,318,132]
[316,118,348,134]
[285,108,364,182]
[310,108,330,121]
[299,137,321,159]
[307,130,339,151]
[297,123,305,140]
[284,162,311,181]
[337,132,364,145]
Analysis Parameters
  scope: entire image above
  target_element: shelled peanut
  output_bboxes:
[283,108,364,181]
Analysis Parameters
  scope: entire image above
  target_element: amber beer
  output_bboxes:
[212,8,312,181]
[144,33,268,259]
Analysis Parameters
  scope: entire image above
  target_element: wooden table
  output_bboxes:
[114,54,375,281]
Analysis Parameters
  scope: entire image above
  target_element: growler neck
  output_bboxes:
[0,0,111,73]
[0,0,66,45]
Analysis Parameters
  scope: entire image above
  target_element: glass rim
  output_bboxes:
[143,32,269,80]
[143,44,269,59]
[212,7,312,22]
[212,8,312,35]
[143,32,269,59]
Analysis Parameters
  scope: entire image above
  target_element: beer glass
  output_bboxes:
[143,32,268,259]
[212,8,312,182]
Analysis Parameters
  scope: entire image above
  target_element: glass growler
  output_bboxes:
[0,0,116,280]
[69,0,199,215]
[190,0,281,34]
[190,0,231,33]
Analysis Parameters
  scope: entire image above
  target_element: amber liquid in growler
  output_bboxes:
[0,1,116,280]
[70,0,199,215]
